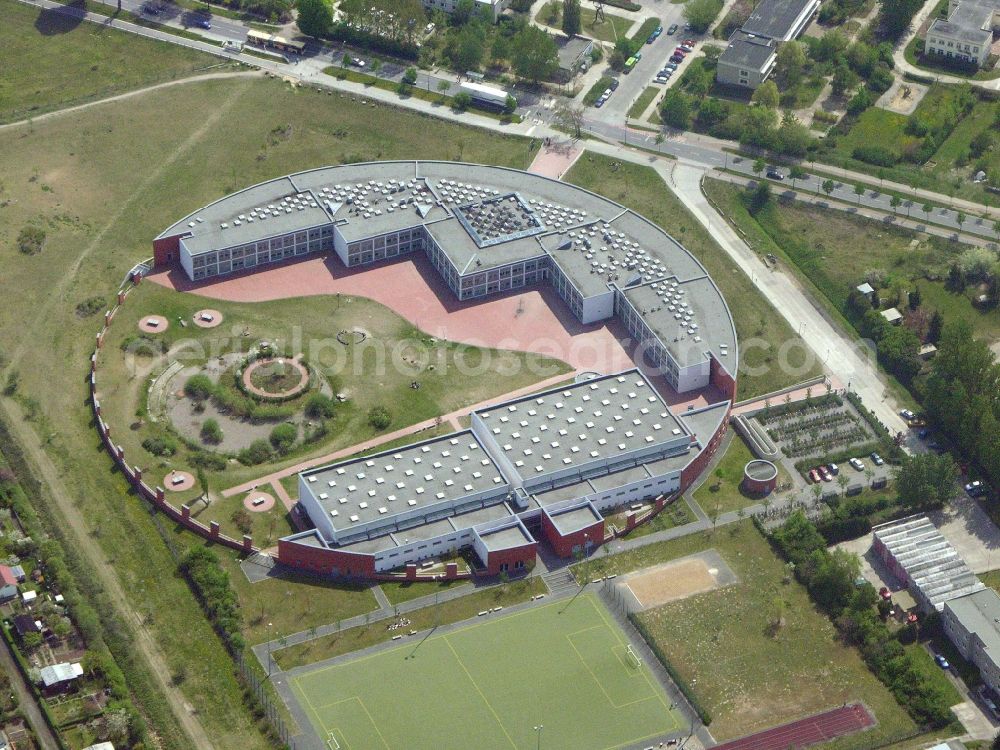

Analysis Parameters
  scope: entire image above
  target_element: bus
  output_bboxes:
[246,30,306,55]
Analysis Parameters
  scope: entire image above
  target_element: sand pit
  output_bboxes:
[139,315,169,333]
[193,309,223,328]
[244,491,276,512]
[620,550,736,611]
[163,470,195,492]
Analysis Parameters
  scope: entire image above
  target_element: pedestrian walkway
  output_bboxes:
[528,139,584,179]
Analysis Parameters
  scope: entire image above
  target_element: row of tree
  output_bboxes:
[771,512,954,727]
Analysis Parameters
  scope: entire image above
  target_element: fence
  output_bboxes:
[235,651,299,750]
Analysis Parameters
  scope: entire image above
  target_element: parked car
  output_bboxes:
[934,654,950,669]
[808,468,821,484]
[141,2,159,13]
[766,167,784,180]
[680,43,695,52]
[966,480,987,497]
[674,47,687,56]
[603,88,613,98]
[194,18,211,28]
[595,97,606,108]
[849,457,865,471]
[819,466,833,482]
[669,54,684,64]
[683,38,696,46]
[828,463,839,476]
[350,57,366,67]
[609,78,620,90]
[647,33,657,44]
[667,24,678,34]
[655,75,669,84]
[900,409,916,421]
[870,452,884,466]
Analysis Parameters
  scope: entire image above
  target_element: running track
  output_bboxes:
[712,703,875,750]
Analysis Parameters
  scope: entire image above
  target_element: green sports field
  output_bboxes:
[290,593,683,750]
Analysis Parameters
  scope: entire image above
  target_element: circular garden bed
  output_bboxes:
[242,357,310,400]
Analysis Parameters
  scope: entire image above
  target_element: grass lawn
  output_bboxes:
[693,433,790,515]
[380,578,472,606]
[576,522,917,744]
[289,592,684,750]
[628,86,660,119]
[703,179,999,347]
[903,643,963,708]
[276,577,547,668]
[605,496,696,539]
[0,0,225,123]
[217,551,378,645]
[584,75,614,106]
[564,153,822,400]
[833,107,912,162]
[538,1,636,42]
[98,282,570,539]
[0,72,539,750]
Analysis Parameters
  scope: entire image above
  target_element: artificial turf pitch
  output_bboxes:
[290,592,683,750]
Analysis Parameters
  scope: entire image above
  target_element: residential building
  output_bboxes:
[38,662,83,694]
[925,0,1000,68]
[0,566,16,603]
[420,0,510,21]
[943,587,1000,694]
[716,0,819,89]
[555,35,595,81]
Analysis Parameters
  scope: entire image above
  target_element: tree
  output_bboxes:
[878,0,924,40]
[370,58,383,80]
[231,507,253,535]
[895,452,958,509]
[789,165,806,189]
[296,0,331,37]
[504,94,517,114]
[746,181,772,215]
[305,393,336,419]
[889,194,901,214]
[453,91,472,110]
[402,66,418,86]
[993,219,1000,240]
[369,405,392,429]
[269,422,298,453]
[956,211,966,232]
[554,102,585,138]
[200,418,223,444]
[448,25,486,72]
[922,202,934,224]
[775,40,807,87]
[437,79,451,99]
[821,179,835,197]
[831,63,858,97]
[908,285,922,311]
[927,310,944,344]
[853,183,865,205]
[184,374,215,401]
[562,0,581,36]
[659,90,692,129]
[197,467,209,499]
[739,104,778,149]
[683,0,721,33]
[509,26,558,82]
[751,80,780,109]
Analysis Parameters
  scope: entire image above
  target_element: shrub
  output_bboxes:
[141,435,178,457]
[305,393,336,420]
[189,450,228,471]
[368,405,392,430]
[184,374,215,401]
[75,296,106,318]
[178,547,245,654]
[237,439,272,466]
[269,423,298,453]
[231,508,253,535]
[852,144,897,166]
[119,334,167,356]
[200,419,223,445]
[17,225,45,255]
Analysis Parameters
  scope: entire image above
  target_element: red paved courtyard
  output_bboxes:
[147,253,723,410]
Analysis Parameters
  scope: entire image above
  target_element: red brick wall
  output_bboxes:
[540,512,605,558]
[152,235,181,267]
[710,355,737,401]
[277,538,377,578]
[485,541,537,575]
[680,405,731,493]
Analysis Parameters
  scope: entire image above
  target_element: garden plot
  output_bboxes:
[745,394,880,480]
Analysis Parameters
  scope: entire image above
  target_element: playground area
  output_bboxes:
[288,592,684,750]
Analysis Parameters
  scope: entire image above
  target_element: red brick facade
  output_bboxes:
[710,355,737,401]
[680,405,731,493]
[540,512,606,558]
[276,538,377,578]
[152,235,182,268]
[484,541,537,575]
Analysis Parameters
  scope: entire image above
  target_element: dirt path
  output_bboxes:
[0,70,261,132]
[0,632,60,750]
[0,397,217,749]
[7,76,255,374]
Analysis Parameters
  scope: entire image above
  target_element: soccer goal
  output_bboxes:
[625,645,642,670]
[326,731,341,750]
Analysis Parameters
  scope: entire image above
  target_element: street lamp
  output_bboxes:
[534,724,544,750]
